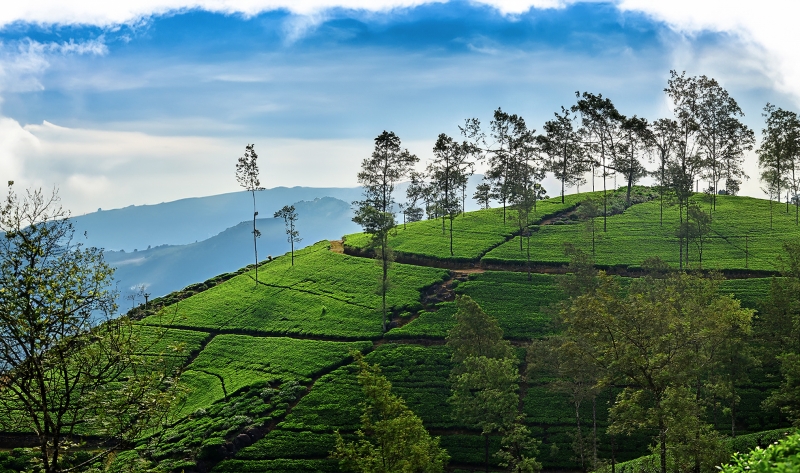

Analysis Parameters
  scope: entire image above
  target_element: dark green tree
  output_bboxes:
[332,353,449,473]
[613,115,651,207]
[428,133,475,256]
[353,131,418,332]
[540,107,589,204]
[560,270,753,473]
[665,71,706,269]
[573,92,624,231]
[473,181,492,210]
[758,103,800,224]
[648,118,680,226]
[236,143,265,285]
[694,75,754,211]
[446,295,514,364]
[274,204,301,265]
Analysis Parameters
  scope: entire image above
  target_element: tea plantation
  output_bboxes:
[18,191,797,472]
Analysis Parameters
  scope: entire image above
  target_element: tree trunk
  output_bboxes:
[659,420,667,473]
[252,190,258,285]
[382,239,388,332]
[592,396,598,470]
[485,433,490,473]
[449,216,454,257]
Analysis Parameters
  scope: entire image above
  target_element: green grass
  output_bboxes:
[390,272,566,340]
[179,335,371,414]
[483,195,800,271]
[132,325,210,356]
[141,241,448,338]
[344,194,589,262]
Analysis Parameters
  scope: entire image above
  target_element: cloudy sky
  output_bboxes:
[0,0,797,214]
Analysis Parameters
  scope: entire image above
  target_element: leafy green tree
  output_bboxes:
[473,181,492,210]
[761,241,800,425]
[332,353,449,473]
[0,183,182,473]
[274,204,301,265]
[613,115,651,207]
[495,417,542,473]
[681,202,712,268]
[573,92,624,231]
[447,295,519,471]
[758,103,800,224]
[236,143,265,285]
[449,355,520,473]
[540,107,589,204]
[353,131,418,332]
[403,171,427,226]
[446,295,514,364]
[694,75,754,211]
[560,269,753,473]
[428,133,475,256]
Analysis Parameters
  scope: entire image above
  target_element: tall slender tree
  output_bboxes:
[665,71,705,270]
[649,118,680,226]
[540,107,589,204]
[353,131,418,332]
[428,133,475,256]
[694,76,754,210]
[758,103,800,224]
[274,205,301,266]
[236,143,265,285]
[573,92,624,231]
[612,115,651,207]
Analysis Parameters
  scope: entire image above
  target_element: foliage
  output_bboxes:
[0,184,182,473]
[331,352,449,473]
[559,269,754,473]
[446,295,514,364]
[720,430,800,473]
[274,205,301,265]
[353,131,419,332]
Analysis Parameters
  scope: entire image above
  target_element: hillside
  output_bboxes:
[2,190,797,472]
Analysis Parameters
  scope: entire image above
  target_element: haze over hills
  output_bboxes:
[72,186,364,252]
[106,197,360,300]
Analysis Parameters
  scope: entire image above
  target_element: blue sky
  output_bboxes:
[0,1,795,213]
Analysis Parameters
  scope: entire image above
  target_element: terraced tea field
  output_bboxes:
[7,191,792,473]
[484,195,800,271]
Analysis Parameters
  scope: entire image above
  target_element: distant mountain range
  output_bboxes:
[106,197,360,301]
[72,186,364,252]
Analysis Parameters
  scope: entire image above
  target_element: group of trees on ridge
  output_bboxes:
[352,70,800,275]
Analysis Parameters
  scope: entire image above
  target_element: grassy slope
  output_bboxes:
[484,194,800,270]
[141,241,448,338]
[343,193,591,262]
[104,193,797,471]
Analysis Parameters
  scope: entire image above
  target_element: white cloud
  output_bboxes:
[2,118,375,214]
[617,1,800,106]
[0,38,107,94]
[0,0,584,27]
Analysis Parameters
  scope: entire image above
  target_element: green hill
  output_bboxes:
[4,189,797,472]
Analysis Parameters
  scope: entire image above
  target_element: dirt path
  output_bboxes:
[330,240,344,254]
